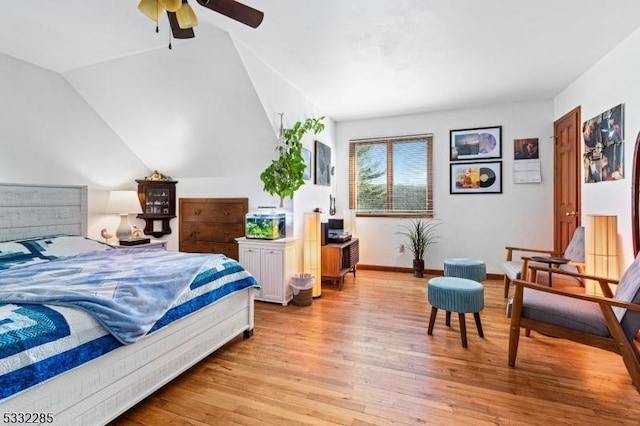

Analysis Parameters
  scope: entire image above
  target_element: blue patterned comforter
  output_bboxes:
[0,237,258,402]
[0,248,240,344]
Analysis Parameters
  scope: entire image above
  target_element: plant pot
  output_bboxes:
[413,259,424,278]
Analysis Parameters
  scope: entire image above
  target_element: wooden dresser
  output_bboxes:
[179,198,248,260]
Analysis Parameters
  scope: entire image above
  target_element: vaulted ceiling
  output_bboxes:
[2,1,640,181]
[2,1,640,122]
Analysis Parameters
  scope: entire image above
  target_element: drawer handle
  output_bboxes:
[223,211,230,216]
[194,209,201,216]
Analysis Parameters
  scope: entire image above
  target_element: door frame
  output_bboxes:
[553,106,582,252]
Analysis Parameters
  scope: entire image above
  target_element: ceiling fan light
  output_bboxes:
[159,0,182,12]
[137,0,162,21]
[176,2,199,29]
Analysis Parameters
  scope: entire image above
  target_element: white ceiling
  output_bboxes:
[2,0,640,121]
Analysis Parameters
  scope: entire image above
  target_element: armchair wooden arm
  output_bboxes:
[512,277,635,311]
[504,246,558,262]
[567,260,586,274]
[503,246,561,298]
[519,255,580,282]
[527,264,617,297]
[504,226,586,299]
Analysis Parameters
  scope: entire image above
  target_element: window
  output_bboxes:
[349,134,433,217]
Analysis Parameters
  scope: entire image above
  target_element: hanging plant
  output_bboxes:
[260,115,325,207]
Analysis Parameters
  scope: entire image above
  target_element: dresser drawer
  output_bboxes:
[180,201,246,223]
[181,222,244,243]
[178,198,248,261]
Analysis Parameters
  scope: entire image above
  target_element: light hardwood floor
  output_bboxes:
[112,270,640,425]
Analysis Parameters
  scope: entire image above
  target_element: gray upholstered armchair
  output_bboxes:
[508,255,640,393]
[502,226,585,298]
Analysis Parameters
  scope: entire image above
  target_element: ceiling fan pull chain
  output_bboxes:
[168,29,172,50]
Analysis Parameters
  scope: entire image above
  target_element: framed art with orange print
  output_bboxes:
[450,161,502,194]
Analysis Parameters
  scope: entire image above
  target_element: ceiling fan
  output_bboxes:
[138,0,264,40]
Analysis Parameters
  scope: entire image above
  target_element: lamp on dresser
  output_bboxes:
[106,190,143,241]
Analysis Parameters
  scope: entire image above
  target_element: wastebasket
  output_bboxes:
[291,273,314,306]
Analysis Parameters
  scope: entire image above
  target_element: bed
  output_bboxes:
[0,183,258,425]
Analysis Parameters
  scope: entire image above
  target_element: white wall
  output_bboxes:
[336,100,554,274]
[236,41,336,270]
[0,52,149,242]
[0,37,334,261]
[63,34,278,181]
[555,27,640,269]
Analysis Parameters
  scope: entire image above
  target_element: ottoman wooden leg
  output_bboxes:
[428,307,438,335]
[459,313,468,348]
[445,311,451,326]
[474,312,484,338]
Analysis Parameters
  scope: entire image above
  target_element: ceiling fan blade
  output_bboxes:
[196,0,264,28]
[167,11,195,38]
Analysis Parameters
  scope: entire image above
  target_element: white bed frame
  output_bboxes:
[0,183,256,425]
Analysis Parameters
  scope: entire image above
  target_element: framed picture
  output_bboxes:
[301,147,312,180]
[314,140,331,186]
[583,103,624,183]
[514,138,539,160]
[450,126,502,161]
[450,161,502,194]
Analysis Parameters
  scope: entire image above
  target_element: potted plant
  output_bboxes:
[260,115,325,207]
[397,219,440,277]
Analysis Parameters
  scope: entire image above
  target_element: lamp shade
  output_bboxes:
[159,0,182,12]
[138,0,162,21]
[176,1,198,29]
[304,212,321,298]
[585,214,619,295]
[106,191,143,215]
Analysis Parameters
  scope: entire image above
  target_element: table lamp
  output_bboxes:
[304,212,321,298]
[106,190,143,240]
[585,214,619,295]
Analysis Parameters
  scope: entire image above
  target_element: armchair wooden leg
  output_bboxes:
[508,286,524,366]
[428,307,437,335]
[503,275,511,298]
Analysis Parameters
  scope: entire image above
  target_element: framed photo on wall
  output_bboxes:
[583,103,624,183]
[450,161,502,194]
[314,140,331,186]
[450,126,502,161]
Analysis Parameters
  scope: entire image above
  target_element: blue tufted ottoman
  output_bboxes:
[444,258,486,282]
[427,276,484,348]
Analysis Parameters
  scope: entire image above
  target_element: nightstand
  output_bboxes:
[110,239,167,249]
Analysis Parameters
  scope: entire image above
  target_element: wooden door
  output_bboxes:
[553,106,582,252]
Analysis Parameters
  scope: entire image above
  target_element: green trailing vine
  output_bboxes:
[260,116,325,207]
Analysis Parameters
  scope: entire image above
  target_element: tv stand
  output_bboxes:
[321,237,359,290]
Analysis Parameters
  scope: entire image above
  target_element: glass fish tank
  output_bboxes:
[245,210,286,240]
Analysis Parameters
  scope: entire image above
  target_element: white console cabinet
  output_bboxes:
[236,237,297,306]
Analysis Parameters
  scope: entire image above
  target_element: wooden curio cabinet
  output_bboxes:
[136,179,178,237]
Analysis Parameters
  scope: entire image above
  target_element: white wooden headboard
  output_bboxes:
[0,183,88,242]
